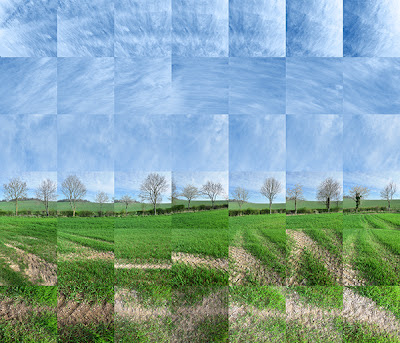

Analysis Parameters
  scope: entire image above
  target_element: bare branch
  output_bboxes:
[201,181,223,208]
[139,173,168,215]
[380,181,397,211]
[61,175,87,217]
[287,183,305,214]
[349,185,369,212]
[260,177,282,214]
[231,187,249,210]
[181,185,199,209]
[3,177,27,216]
[316,177,341,212]
[36,179,57,216]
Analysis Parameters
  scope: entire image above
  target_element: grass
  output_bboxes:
[343,321,400,342]
[343,198,400,209]
[172,263,228,287]
[115,216,171,262]
[344,213,400,229]
[291,286,343,309]
[286,213,343,229]
[303,228,343,257]
[286,199,342,210]
[344,229,400,285]
[0,286,57,343]
[172,209,228,258]
[229,202,286,210]
[229,213,285,230]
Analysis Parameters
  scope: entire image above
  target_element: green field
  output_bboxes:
[229,202,286,210]
[0,217,56,286]
[286,199,342,211]
[344,228,400,285]
[229,215,286,285]
[343,198,400,209]
[344,213,400,229]
[286,213,343,229]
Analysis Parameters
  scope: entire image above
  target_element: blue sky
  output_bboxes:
[230,171,286,203]
[172,0,228,57]
[57,0,114,57]
[0,115,57,173]
[115,0,171,57]
[57,58,114,114]
[57,171,114,202]
[115,57,172,114]
[286,172,343,201]
[114,115,171,172]
[171,57,228,114]
[229,115,285,171]
[286,115,343,172]
[172,115,228,171]
[0,0,56,57]
[115,171,171,202]
[229,58,285,114]
[173,171,228,201]
[344,115,400,172]
[286,58,343,114]
[0,58,56,114]
[229,0,285,57]
[286,0,342,57]
[58,115,113,172]
[343,58,400,114]
[344,0,400,57]
[344,172,400,200]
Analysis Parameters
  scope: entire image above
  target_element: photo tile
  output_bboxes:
[0,58,56,114]
[343,58,400,114]
[0,0,57,57]
[57,0,114,57]
[229,0,286,57]
[114,57,172,115]
[57,114,114,172]
[229,115,285,172]
[286,58,343,114]
[286,0,343,57]
[172,0,228,57]
[229,58,286,114]
[57,57,114,114]
[286,115,343,172]
[344,0,400,57]
[114,0,172,57]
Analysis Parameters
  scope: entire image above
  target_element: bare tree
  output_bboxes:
[95,191,109,216]
[3,177,27,216]
[380,181,397,211]
[260,177,282,214]
[36,179,57,216]
[171,180,179,204]
[287,183,305,215]
[61,175,87,217]
[231,187,249,210]
[181,185,199,209]
[120,195,134,215]
[201,181,224,208]
[316,178,341,212]
[139,173,168,215]
[349,185,370,212]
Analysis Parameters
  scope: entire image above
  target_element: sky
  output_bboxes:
[115,171,171,202]
[343,115,400,172]
[286,115,343,172]
[344,0,400,57]
[286,0,343,57]
[229,0,286,57]
[286,172,343,201]
[286,58,343,114]
[229,115,285,171]
[173,171,228,201]
[230,171,286,203]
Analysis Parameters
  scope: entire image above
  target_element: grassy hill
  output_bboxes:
[228,202,285,210]
[286,200,342,211]
[343,198,400,209]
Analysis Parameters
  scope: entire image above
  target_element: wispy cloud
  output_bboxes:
[229,0,285,57]
[58,115,114,172]
[114,115,172,172]
[229,58,286,114]
[229,115,285,171]
[57,0,114,57]
[287,115,343,172]
[286,0,343,57]
[344,0,400,57]
[343,58,400,114]
[0,0,56,56]
[286,58,343,114]
[0,58,56,114]
[57,58,114,114]
[172,115,228,171]
[344,115,400,171]
[172,0,228,57]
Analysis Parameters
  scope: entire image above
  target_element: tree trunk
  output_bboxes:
[388,200,391,212]
[294,199,297,215]
[15,200,18,216]
[269,201,272,214]
[327,197,330,212]
[154,203,157,215]
[188,200,190,209]
[211,199,214,208]
[73,206,76,217]
[125,204,128,216]
[46,202,49,217]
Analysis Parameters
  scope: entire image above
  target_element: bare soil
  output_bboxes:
[4,243,56,286]
[172,252,229,271]
[0,297,55,322]
[58,242,114,261]
[115,262,171,269]
[57,294,113,326]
